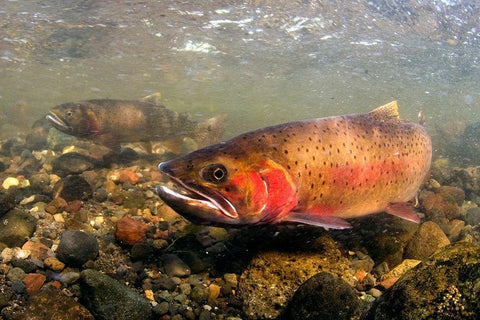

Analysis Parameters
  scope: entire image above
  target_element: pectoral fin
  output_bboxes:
[385,202,420,223]
[281,212,352,229]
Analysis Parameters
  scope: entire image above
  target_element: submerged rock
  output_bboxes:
[238,234,353,320]
[52,152,97,176]
[53,175,93,202]
[56,230,99,267]
[404,221,450,260]
[0,209,37,247]
[80,269,153,320]
[363,242,480,320]
[21,286,94,320]
[281,272,364,320]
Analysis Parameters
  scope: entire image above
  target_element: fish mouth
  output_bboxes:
[156,163,239,224]
[46,111,72,133]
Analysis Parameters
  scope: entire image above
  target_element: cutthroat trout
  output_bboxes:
[46,97,224,152]
[156,101,432,229]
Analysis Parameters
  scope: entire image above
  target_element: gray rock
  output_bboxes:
[190,286,207,303]
[6,267,26,282]
[154,301,170,315]
[404,221,450,260]
[52,152,96,176]
[0,209,37,247]
[21,286,94,319]
[363,242,480,320]
[281,272,363,320]
[162,254,191,277]
[466,207,480,226]
[80,269,153,320]
[57,230,99,267]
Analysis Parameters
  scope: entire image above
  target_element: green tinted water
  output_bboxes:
[1,0,479,156]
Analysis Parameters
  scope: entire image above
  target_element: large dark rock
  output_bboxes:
[0,209,37,247]
[363,242,480,320]
[56,230,99,267]
[53,175,92,201]
[80,269,153,320]
[0,192,15,217]
[281,272,363,320]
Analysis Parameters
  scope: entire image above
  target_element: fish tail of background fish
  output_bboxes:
[193,114,226,147]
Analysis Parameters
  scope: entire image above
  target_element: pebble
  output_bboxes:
[45,197,68,214]
[119,169,140,184]
[223,273,238,288]
[190,286,208,303]
[0,192,15,216]
[80,269,153,320]
[207,284,221,302]
[44,256,65,272]
[155,301,170,315]
[0,208,37,247]
[56,230,99,267]
[367,288,382,298]
[162,254,191,278]
[22,240,50,260]
[380,259,421,282]
[58,271,81,285]
[115,216,148,245]
[404,221,450,260]
[22,286,94,319]
[52,152,96,176]
[53,175,93,202]
[7,267,26,282]
[466,207,480,226]
[2,177,19,189]
[22,273,46,293]
[281,272,363,320]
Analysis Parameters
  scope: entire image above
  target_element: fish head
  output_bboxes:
[156,146,297,226]
[46,102,100,137]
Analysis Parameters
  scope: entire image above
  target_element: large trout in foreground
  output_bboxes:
[46,98,224,152]
[156,101,432,229]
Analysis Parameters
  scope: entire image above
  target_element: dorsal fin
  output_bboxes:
[368,101,399,122]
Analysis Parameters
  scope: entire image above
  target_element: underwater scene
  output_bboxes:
[1,0,480,319]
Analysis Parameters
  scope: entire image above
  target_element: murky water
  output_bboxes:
[1,0,479,152]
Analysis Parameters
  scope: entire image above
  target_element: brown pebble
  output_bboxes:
[44,256,65,272]
[379,277,398,290]
[22,240,49,260]
[119,169,140,185]
[65,200,82,213]
[207,283,221,302]
[23,273,46,293]
[45,197,68,214]
[115,216,148,245]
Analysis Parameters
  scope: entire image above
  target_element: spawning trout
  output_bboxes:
[46,97,224,152]
[156,101,432,229]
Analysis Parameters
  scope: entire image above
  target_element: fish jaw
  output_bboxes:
[156,162,241,225]
[46,111,73,134]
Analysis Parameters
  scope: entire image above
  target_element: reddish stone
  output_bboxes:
[115,216,148,245]
[379,277,398,290]
[22,240,49,260]
[65,200,82,212]
[23,273,46,293]
[119,169,140,185]
[45,197,68,214]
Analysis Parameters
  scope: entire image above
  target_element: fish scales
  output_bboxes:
[156,101,432,229]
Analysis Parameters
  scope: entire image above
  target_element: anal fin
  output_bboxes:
[282,212,352,229]
[385,202,420,223]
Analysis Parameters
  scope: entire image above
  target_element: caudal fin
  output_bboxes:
[194,114,226,147]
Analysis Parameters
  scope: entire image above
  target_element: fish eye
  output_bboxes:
[65,110,73,117]
[201,164,228,183]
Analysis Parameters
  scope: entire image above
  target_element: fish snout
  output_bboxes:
[158,161,174,175]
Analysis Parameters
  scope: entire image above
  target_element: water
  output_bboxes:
[1,0,479,146]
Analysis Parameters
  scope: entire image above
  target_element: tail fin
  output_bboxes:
[418,110,426,126]
[193,114,226,147]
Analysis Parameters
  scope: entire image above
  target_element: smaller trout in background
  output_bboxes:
[46,96,225,152]
[156,101,432,229]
